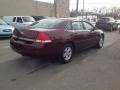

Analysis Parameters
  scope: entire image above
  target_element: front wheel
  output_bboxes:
[96,35,104,48]
[60,44,73,64]
[110,25,113,32]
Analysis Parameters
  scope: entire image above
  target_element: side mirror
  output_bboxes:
[92,27,98,31]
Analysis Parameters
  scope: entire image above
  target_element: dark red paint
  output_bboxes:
[10,18,104,58]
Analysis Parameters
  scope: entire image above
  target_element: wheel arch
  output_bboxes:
[101,33,105,40]
[64,41,76,52]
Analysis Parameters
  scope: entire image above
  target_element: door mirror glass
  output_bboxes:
[93,26,98,30]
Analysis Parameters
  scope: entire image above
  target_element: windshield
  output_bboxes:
[100,18,110,22]
[0,19,7,25]
[31,19,63,29]
[99,17,114,22]
[22,17,35,22]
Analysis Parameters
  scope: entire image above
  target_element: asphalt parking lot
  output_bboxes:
[0,31,120,90]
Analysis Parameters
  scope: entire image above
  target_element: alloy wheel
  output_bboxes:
[61,44,73,63]
[63,46,72,61]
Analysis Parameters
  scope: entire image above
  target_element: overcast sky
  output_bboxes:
[35,0,120,11]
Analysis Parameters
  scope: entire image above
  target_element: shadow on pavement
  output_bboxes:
[0,46,101,85]
[0,47,100,90]
[0,47,99,75]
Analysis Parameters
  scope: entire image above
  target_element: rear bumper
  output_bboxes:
[10,38,61,57]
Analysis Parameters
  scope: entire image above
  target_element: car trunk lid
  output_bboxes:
[13,27,56,43]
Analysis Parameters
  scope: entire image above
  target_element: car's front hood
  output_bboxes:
[0,25,14,30]
[24,22,35,25]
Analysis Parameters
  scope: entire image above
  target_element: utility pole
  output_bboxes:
[82,0,85,19]
[35,1,38,15]
[83,0,84,14]
[76,0,79,17]
[54,1,57,17]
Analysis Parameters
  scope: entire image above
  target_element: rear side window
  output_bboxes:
[13,17,16,22]
[17,17,23,23]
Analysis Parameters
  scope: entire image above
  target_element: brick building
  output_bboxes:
[0,0,69,17]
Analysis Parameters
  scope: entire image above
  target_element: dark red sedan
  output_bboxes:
[10,18,104,63]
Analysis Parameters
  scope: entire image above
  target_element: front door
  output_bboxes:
[82,21,99,47]
[71,21,89,50]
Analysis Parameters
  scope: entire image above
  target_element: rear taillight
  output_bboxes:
[36,32,52,43]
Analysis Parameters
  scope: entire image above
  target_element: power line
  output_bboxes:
[70,2,120,5]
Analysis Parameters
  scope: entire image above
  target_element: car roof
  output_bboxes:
[58,18,89,22]
[3,16,33,17]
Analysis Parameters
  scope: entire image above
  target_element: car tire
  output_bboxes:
[21,54,26,56]
[96,35,104,48]
[115,24,118,31]
[110,25,113,32]
[60,44,73,64]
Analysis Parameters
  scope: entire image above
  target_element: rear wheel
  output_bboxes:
[60,44,73,64]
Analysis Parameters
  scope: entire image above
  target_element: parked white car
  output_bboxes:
[3,16,35,28]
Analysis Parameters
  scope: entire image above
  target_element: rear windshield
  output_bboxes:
[31,19,63,29]
[22,17,35,22]
[0,19,7,25]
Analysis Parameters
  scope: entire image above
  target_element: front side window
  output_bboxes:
[17,17,23,23]
[83,22,94,30]
[72,21,84,30]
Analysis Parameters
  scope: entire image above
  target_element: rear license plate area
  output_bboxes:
[14,43,24,50]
